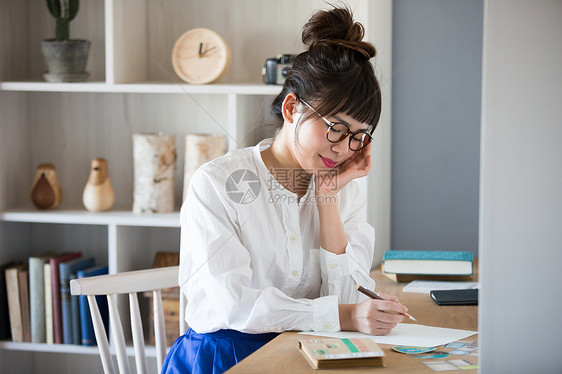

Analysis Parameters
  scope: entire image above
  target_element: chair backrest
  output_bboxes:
[70,266,187,374]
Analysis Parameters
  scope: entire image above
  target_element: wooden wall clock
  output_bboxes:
[172,28,231,84]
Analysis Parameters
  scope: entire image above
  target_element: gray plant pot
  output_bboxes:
[40,39,91,83]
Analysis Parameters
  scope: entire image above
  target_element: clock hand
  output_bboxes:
[198,42,204,57]
[203,45,217,55]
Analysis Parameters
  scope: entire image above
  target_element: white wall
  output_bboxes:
[391,0,483,255]
[479,1,562,372]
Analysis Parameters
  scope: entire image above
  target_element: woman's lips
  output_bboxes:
[320,156,336,168]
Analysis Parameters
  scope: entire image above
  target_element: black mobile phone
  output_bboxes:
[430,289,478,305]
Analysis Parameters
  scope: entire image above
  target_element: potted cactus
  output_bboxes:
[40,0,91,82]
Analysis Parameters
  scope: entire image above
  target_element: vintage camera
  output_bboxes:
[262,54,296,85]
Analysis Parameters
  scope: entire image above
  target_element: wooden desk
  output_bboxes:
[227,262,478,373]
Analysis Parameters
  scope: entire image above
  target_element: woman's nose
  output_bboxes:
[331,138,350,156]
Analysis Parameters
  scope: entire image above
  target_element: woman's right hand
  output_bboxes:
[351,298,407,335]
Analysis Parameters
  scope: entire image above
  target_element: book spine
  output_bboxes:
[50,258,63,344]
[29,258,46,343]
[18,268,31,342]
[5,268,23,342]
[44,263,53,344]
[59,264,72,344]
[79,293,95,346]
[78,266,109,346]
[0,266,12,340]
[70,274,80,345]
[50,254,81,344]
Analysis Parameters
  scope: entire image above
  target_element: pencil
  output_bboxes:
[355,284,417,321]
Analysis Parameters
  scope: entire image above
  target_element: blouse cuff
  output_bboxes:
[319,244,352,278]
[312,295,340,332]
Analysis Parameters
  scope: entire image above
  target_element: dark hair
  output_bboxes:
[271,6,381,134]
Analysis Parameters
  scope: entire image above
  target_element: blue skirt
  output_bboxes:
[161,328,279,374]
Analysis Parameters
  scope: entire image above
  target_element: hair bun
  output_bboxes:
[301,7,376,59]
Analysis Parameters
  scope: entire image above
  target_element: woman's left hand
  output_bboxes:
[316,142,372,196]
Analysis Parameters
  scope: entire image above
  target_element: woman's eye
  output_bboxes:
[330,123,348,133]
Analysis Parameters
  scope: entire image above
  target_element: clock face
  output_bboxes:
[171,28,231,84]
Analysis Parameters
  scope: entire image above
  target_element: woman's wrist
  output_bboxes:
[316,190,338,207]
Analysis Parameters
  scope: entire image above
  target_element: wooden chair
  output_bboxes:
[70,266,187,374]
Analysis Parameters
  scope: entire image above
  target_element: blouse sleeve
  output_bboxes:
[179,165,340,333]
[318,180,376,304]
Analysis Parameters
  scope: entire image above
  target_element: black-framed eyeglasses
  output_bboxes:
[300,99,372,151]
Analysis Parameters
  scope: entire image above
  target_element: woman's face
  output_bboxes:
[292,103,370,172]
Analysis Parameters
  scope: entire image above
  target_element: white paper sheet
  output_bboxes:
[298,323,477,347]
[402,280,480,294]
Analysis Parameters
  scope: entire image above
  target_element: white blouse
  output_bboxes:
[179,138,376,333]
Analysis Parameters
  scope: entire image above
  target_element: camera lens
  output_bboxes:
[281,66,291,78]
[281,54,293,64]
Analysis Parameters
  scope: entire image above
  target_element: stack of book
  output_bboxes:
[1,253,109,346]
[382,250,474,282]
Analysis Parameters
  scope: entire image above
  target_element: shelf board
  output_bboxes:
[0,341,161,357]
[0,209,180,227]
[0,81,282,95]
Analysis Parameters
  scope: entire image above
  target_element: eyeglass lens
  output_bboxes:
[327,124,371,150]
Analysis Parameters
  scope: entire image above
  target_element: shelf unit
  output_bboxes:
[0,340,160,357]
[0,1,391,373]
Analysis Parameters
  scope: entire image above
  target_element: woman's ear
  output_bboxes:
[281,93,298,124]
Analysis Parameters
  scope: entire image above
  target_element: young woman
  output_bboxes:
[161,6,407,374]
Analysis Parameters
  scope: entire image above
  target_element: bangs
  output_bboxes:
[312,64,381,134]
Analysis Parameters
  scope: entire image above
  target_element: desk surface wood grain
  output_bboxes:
[227,261,479,373]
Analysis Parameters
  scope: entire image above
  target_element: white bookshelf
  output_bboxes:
[0,209,180,227]
[0,1,391,372]
[0,81,281,95]
[0,341,161,358]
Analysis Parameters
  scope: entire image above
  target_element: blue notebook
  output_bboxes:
[77,265,109,346]
[59,257,95,344]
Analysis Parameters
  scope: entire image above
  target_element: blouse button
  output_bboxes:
[291,269,299,276]
[289,235,297,243]
[329,263,337,269]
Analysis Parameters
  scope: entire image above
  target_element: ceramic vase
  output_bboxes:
[30,163,63,209]
[83,158,115,212]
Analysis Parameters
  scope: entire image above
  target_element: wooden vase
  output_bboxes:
[30,163,63,210]
[83,158,115,212]
[182,134,227,201]
[132,133,176,213]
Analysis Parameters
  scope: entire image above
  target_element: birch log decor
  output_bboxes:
[182,134,227,201]
[133,133,176,213]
